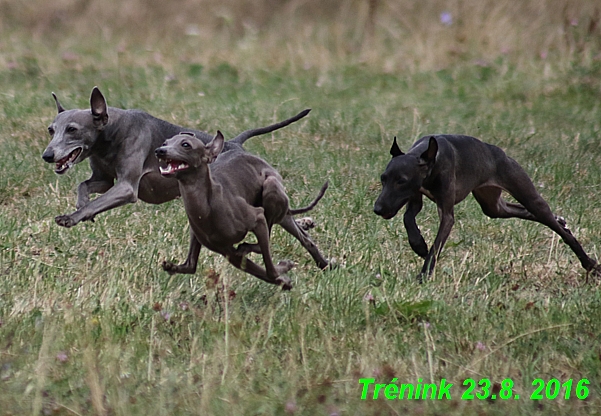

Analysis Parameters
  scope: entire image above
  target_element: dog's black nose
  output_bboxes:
[42,149,54,163]
[155,148,166,157]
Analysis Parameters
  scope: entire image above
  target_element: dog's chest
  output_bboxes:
[185,206,249,252]
[89,155,117,178]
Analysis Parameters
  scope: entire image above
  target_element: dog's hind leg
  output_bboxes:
[227,206,295,289]
[472,186,538,221]
[253,207,295,280]
[261,175,290,230]
[513,195,599,274]
[232,176,288,257]
[234,178,319,258]
[235,217,318,257]
[235,242,261,256]
[474,179,599,274]
[227,254,294,290]
[279,215,330,269]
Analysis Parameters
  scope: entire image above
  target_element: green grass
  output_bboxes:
[2,5,601,415]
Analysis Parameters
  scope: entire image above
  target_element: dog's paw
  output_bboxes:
[586,261,601,278]
[555,215,570,230]
[295,217,315,231]
[276,275,293,291]
[276,260,296,274]
[318,257,343,270]
[323,258,339,270]
[55,215,76,228]
[416,272,427,284]
[162,261,179,275]
[162,260,196,274]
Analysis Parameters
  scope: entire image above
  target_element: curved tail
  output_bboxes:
[230,109,311,145]
[289,181,329,215]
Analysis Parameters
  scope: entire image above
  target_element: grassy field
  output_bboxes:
[1,1,601,415]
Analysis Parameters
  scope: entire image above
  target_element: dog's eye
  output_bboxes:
[48,127,54,136]
[182,142,190,148]
[66,126,77,133]
[396,175,409,185]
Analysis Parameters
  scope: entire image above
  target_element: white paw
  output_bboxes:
[295,217,315,231]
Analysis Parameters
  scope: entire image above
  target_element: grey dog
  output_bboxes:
[374,135,600,280]
[42,86,310,228]
[155,131,329,289]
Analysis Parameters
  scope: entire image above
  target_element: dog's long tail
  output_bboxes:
[289,181,329,215]
[230,109,311,145]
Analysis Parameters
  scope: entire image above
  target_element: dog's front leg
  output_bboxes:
[55,180,138,227]
[163,230,201,274]
[419,204,455,281]
[76,176,114,209]
[403,195,428,258]
[56,159,144,227]
[76,160,117,210]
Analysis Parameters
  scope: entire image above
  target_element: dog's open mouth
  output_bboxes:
[159,159,189,176]
[55,147,82,174]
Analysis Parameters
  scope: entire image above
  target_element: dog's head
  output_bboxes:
[374,136,438,219]
[155,131,224,178]
[41,87,109,174]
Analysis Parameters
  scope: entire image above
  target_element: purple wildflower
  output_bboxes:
[440,12,453,26]
[56,351,68,363]
[285,401,297,413]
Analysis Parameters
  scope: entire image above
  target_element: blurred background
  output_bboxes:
[1,3,601,415]
[1,0,599,73]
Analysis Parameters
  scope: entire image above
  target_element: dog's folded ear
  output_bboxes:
[420,136,438,163]
[52,92,66,114]
[390,136,404,157]
[90,86,109,128]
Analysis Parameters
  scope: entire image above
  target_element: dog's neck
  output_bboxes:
[177,164,214,220]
